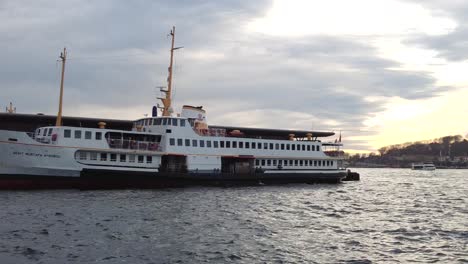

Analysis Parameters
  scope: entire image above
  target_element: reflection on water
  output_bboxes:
[0,168,467,263]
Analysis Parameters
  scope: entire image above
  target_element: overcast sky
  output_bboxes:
[2,0,468,152]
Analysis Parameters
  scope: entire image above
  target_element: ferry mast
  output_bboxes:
[160,26,182,117]
[56,47,67,126]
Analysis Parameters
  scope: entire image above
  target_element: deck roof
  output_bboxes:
[0,113,336,138]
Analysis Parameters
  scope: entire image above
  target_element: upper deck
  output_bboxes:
[133,116,335,142]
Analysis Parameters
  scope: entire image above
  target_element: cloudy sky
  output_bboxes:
[2,0,468,152]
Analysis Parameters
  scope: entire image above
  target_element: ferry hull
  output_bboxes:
[0,169,346,189]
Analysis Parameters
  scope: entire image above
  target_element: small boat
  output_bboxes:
[411,162,436,171]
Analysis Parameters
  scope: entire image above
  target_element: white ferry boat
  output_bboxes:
[0,27,349,189]
[411,162,436,171]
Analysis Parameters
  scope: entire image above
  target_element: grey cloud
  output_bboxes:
[0,0,451,151]
[403,0,468,61]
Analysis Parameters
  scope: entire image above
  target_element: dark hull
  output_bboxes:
[0,169,346,190]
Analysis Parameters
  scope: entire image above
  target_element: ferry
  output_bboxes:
[411,162,436,171]
[0,27,350,189]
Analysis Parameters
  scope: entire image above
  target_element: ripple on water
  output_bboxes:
[0,169,466,263]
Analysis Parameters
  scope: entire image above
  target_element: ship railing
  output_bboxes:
[26,133,55,144]
[107,139,161,152]
[193,128,227,137]
[324,150,344,158]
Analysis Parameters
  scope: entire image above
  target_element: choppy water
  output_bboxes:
[0,168,467,263]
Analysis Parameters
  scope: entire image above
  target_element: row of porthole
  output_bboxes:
[75,152,154,164]
[255,159,334,167]
[169,138,320,152]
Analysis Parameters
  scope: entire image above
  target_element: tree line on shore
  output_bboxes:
[348,135,468,168]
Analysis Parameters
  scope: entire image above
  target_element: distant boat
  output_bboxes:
[411,162,436,171]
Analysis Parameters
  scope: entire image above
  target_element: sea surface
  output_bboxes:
[0,168,467,263]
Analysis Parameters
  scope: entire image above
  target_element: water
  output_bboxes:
[0,168,467,263]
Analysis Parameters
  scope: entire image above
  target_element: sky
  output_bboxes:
[1,0,468,152]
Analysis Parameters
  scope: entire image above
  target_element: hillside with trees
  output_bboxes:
[348,135,468,168]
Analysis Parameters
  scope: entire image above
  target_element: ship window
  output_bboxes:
[251,142,255,149]
[48,128,53,136]
[307,145,310,151]
[207,140,212,148]
[299,160,303,166]
[278,160,282,165]
[36,129,41,136]
[120,154,126,162]
[85,131,92,140]
[331,161,334,166]
[302,145,306,151]
[294,160,298,166]
[255,160,260,166]
[226,141,231,148]
[172,119,178,126]
[90,152,97,160]
[162,118,168,126]
[312,145,315,151]
[100,153,107,161]
[177,139,183,146]
[281,144,285,150]
[327,161,330,166]
[289,160,293,166]
[185,139,190,146]
[317,146,320,151]
[129,155,135,163]
[147,156,152,163]
[64,129,71,138]
[110,154,117,162]
[155,119,162,125]
[75,130,82,139]
[263,143,268,149]
[273,160,277,166]
[200,140,205,147]
[261,160,266,166]
[314,160,317,166]
[245,142,250,149]
[42,129,47,136]
[138,155,144,163]
[275,143,279,150]
[297,145,301,151]
[232,141,237,148]
[180,119,186,127]
[292,144,295,151]
[192,139,198,147]
[220,141,225,148]
[286,144,290,150]
[169,138,175,146]
[284,160,287,166]
[96,132,102,140]
[239,142,243,148]
[269,143,273,149]
[267,160,271,166]
[79,152,87,160]
[214,141,219,148]
[318,160,321,166]
[258,143,262,149]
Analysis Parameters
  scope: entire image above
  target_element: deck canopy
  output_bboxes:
[210,125,335,140]
[1,113,335,141]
